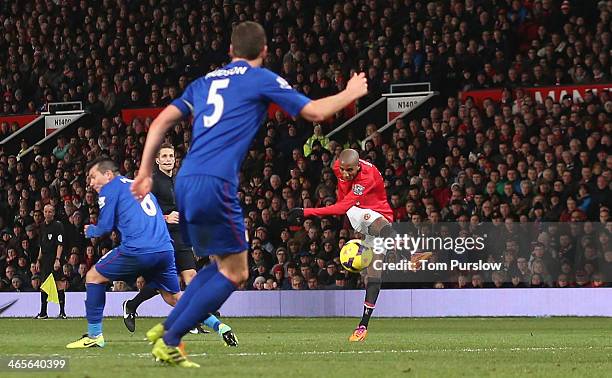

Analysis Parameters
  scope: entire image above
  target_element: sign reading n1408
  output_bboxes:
[387,96,427,122]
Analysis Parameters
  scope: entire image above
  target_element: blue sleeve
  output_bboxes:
[86,185,117,238]
[259,69,311,117]
[171,81,197,116]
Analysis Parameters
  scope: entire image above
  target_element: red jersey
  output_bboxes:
[304,159,393,221]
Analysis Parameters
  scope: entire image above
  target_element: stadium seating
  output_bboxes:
[0,0,610,291]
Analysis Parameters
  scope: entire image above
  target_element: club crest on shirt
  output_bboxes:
[48,234,52,240]
[364,213,371,220]
[352,184,365,195]
[276,77,292,89]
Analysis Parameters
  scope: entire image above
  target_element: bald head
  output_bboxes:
[338,149,360,181]
[339,149,359,165]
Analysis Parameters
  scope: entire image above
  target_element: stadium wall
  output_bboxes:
[1,289,611,317]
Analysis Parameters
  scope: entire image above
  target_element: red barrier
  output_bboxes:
[122,102,357,128]
[0,114,39,128]
[461,83,611,107]
[120,107,164,126]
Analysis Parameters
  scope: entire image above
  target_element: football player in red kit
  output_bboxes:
[289,149,427,341]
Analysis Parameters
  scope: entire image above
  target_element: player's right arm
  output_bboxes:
[85,186,118,238]
[299,73,368,122]
[132,100,188,199]
[303,184,372,218]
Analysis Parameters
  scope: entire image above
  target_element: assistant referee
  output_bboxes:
[35,204,66,319]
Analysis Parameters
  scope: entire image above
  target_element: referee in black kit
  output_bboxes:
[123,143,199,331]
[35,204,67,319]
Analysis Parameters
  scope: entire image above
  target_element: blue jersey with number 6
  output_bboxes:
[171,60,311,186]
[85,175,173,255]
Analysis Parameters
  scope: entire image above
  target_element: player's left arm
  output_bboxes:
[259,71,311,118]
[85,188,118,238]
[259,71,366,123]
[300,73,368,122]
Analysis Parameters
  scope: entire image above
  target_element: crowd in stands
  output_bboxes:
[0,0,611,292]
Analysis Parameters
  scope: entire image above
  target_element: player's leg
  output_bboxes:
[157,289,227,339]
[345,207,392,342]
[351,215,431,340]
[362,217,392,324]
[159,289,181,306]
[122,285,158,332]
[175,247,237,343]
[67,248,139,348]
[162,251,248,347]
[123,247,193,332]
[141,253,198,368]
[151,175,245,367]
[66,265,110,348]
[124,286,158,314]
[146,262,219,346]
[180,269,196,285]
[151,253,241,369]
[175,242,198,285]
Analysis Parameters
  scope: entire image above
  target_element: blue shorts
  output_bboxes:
[95,248,180,294]
[175,175,248,257]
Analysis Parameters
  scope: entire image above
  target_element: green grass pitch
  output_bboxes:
[1,317,611,377]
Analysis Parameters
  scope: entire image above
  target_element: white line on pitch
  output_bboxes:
[6,345,612,360]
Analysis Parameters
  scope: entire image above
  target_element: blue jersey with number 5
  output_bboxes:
[85,176,173,255]
[171,60,311,185]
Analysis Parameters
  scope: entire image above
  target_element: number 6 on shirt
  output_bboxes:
[140,194,157,216]
[204,79,230,127]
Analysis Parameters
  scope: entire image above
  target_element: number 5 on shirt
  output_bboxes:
[204,79,230,127]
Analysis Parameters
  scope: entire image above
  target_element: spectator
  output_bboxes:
[112,281,129,292]
[303,124,330,157]
[29,275,42,292]
[290,275,305,290]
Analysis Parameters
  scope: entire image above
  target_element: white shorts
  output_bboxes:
[346,206,384,248]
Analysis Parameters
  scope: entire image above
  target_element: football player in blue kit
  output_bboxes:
[132,21,368,367]
[66,157,181,349]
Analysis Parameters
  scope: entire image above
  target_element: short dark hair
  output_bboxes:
[231,21,266,60]
[86,156,119,176]
[157,142,175,157]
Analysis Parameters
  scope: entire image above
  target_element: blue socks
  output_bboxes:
[203,314,221,332]
[85,283,106,337]
[164,263,218,330]
[163,272,236,346]
[88,323,102,338]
